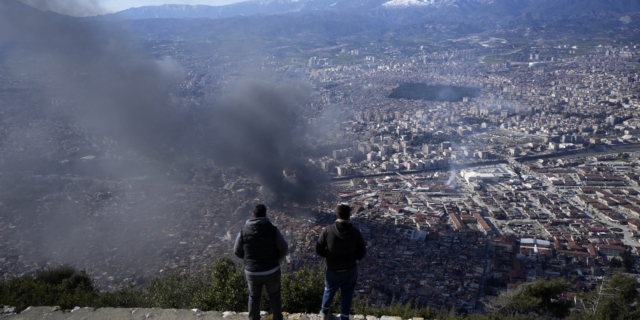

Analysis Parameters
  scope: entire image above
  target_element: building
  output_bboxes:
[596,244,626,256]
[460,165,513,184]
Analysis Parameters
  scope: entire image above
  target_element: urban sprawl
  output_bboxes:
[1,36,640,313]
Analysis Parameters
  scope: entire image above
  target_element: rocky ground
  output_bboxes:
[0,307,411,320]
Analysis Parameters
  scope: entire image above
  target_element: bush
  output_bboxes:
[193,256,248,312]
[575,272,640,320]
[0,265,96,312]
[352,299,439,319]
[145,269,210,309]
[281,265,325,313]
[95,286,147,308]
[7,262,633,320]
[486,278,572,318]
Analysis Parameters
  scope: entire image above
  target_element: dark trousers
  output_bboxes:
[321,266,358,320]
[246,269,282,320]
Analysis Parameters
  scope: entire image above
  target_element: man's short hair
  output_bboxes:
[253,204,267,217]
[336,204,351,220]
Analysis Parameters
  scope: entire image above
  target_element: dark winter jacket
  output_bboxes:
[315,220,367,271]
[234,217,288,273]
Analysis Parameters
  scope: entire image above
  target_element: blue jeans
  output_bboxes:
[246,269,282,320]
[321,266,358,320]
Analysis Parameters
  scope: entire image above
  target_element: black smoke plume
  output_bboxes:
[1,0,188,154]
[0,0,329,280]
[0,0,326,203]
[19,0,104,16]
[209,81,325,204]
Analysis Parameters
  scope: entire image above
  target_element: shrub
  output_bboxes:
[0,265,96,312]
[7,261,631,320]
[281,265,325,313]
[486,278,573,318]
[95,286,148,308]
[352,299,439,319]
[145,269,209,309]
[193,256,248,312]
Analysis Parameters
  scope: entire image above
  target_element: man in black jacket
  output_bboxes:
[316,204,367,320]
[234,204,288,320]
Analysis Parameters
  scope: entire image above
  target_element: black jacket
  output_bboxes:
[234,217,288,273]
[316,220,366,271]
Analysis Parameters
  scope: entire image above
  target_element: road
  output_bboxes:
[331,160,507,181]
[566,196,640,247]
[516,143,640,163]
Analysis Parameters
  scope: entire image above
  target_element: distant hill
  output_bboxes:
[0,0,89,42]
[0,0,389,44]
[5,0,638,48]
[96,0,394,20]
[97,2,288,20]
[121,11,391,42]
[5,0,640,49]
[523,0,640,17]
[95,0,640,22]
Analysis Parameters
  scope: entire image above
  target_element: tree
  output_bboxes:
[485,287,521,316]
[619,250,635,272]
[493,211,507,220]
[0,265,97,312]
[576,273,640,320]
[193,256,248,312]
[608,257,623,269]
[145,268,208,309]
[281,265,325,313]
[486,278,572,318]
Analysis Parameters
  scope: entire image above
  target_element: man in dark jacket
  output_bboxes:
[316,204,367,320]
[234,204,288,320]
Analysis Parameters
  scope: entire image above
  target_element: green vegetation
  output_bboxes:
[0,265,97,312]
[2,261,640,320]
[610,250,636,272]
[574,272,640,320]
[333,54,366,65]
[486,278,572,318]
[492,211,507,220]
[482,56,505,64]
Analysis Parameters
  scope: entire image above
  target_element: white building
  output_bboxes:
[460,165,514,183]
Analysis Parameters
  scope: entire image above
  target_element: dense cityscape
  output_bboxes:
[1,0,640,316]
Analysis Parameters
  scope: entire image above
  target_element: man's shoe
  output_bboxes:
[320,311,330,320]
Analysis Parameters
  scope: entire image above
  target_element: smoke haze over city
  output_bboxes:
[0,0,331,278]
[2,0,640,314]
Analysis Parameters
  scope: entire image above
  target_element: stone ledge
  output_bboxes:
[0,307,424,320]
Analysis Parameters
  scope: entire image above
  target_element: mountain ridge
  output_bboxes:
[93,0,640,22]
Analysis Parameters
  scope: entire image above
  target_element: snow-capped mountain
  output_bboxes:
[381,0,507,8]
[381,0,431,8]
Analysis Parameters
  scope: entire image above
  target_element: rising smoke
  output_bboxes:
[0,0,326,203]
[0,0,329,276]
[209,81,326,204]
[18,0,105,17]
[1,0,189,154]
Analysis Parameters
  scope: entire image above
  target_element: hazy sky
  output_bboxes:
[101,0,244,12]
